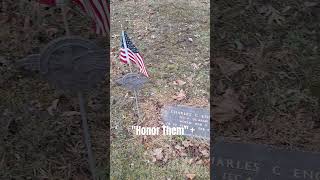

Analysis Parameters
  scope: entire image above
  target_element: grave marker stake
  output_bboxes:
[78,92,97,180]
[59,3,97,179]
[121,30,141,123]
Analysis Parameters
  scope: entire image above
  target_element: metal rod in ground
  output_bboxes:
[133,89,141,123]
[78,92,97,180]
[128,64,141,122]
[121,31,141,122]
[59,2,96,179]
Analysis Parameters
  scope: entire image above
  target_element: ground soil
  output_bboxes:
[1,1,109,179]
[212,0,320,152]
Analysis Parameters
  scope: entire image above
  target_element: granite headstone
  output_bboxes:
[212,140,320,180]
[161,105,210,139]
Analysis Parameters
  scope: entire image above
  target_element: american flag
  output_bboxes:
[39,0,109,36]
[120,31,149,77]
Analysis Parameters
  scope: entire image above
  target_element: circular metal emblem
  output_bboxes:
[116,73,149,91]
[40,36,107,92]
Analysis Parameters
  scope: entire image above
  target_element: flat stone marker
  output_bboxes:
[161,105,210,139]
[212,140,320,180]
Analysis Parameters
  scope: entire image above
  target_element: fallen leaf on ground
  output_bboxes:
[259,5,285,25]
[200,149,209,158]
[47,99,59,116]
[212,88,244,123]
[215,57,244,76]
[188,158,194,165]
[173,79,186,86]
[196,159,204,165]
[46,27,59,37]
[185,173,196,180]
[182,140,192,147]
[180,152,188,157]
[172,90,186,101]
[152,148,163,161]
[175,144,185,151]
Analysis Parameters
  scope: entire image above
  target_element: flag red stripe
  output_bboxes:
[127,49,143,68]
[89,0,107,34]
[39,0,109,36]
[120,33,149,77]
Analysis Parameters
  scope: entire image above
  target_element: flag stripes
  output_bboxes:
[76,0,109,36]
[120,31,149,77]
[38,0,109,36]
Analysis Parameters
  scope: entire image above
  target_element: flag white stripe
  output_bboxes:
[88,2,105,35]
[127,49,143,68]
[78,0,107,36]
[101,0,110,33]
[136,53,148,76]
[120,32,149,77]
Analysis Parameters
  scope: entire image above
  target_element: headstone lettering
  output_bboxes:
[161,105,209,139]
[213,141,320,180]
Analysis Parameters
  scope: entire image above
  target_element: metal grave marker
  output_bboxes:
[17,36,107,92]
[115,72,149,91]
[212,140,320,180]
[17,36,107,179]
[161,105,210,139]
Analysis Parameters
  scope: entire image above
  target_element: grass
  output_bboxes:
[111,140,209,179]
[1,1,109,179]
[212,0,320,151]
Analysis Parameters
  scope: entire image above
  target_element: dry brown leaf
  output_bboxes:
[182,140,193,147]
[175,144,185,151]
[215,57,244,76]
[200,149,209,158]
[173,90,186,101]
[268,9,284,25]
[196,159,204,165]
[180,152,188,157]
[46,27,59,37]
[47,99,59,116]
[185,173,196,180]
[259,5,285,25]
[174,79,186,86]
[152,148,163,161]
[213,88,244,123]
[61,111,81,117]
[151,157,157,163]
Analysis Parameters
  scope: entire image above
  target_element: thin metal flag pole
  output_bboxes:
[59,2,97,179]
[122,31,141,123]
[78,92,97,180]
